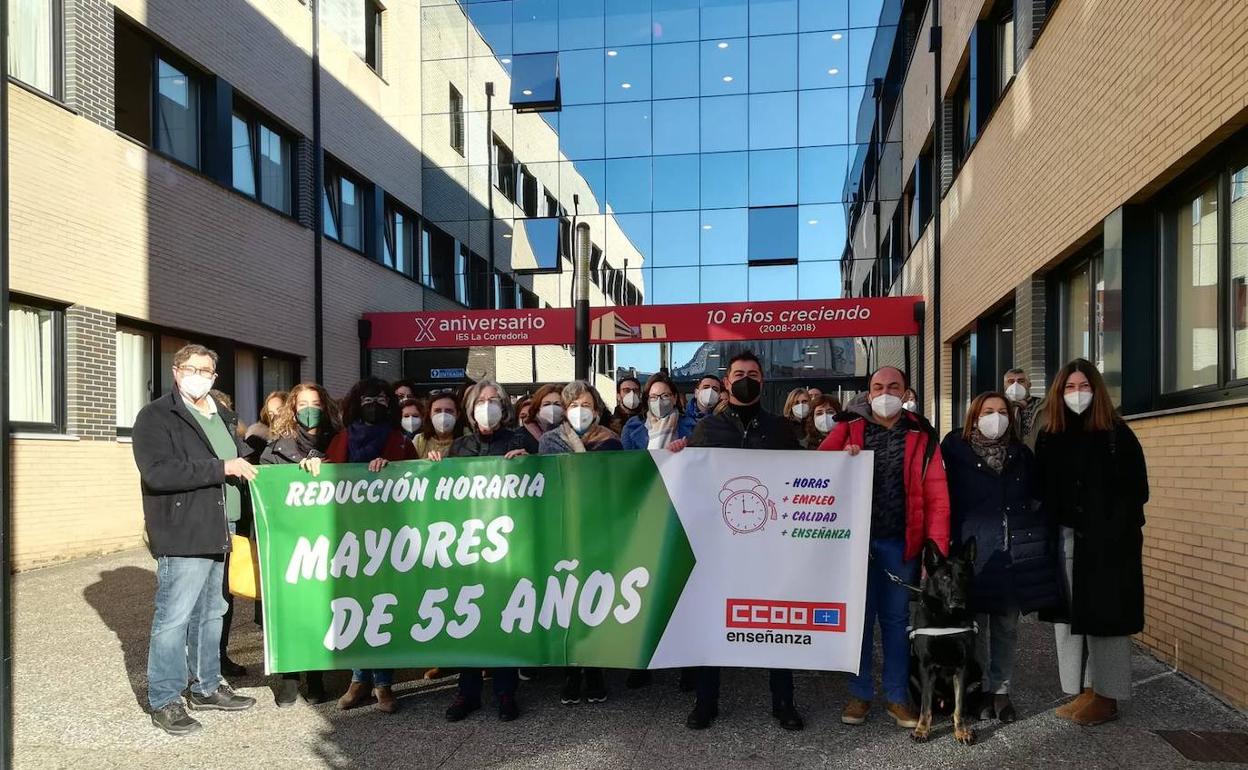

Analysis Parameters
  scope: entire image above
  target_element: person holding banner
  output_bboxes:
[132,344,258,736]
[803,394,842,449]
[537,381,625,704]
[327,378,418,714]
[428,379,531,722]
[257,382,342,706]
[521,383,566,444]
[819,366,950,730]
[400,398,424,447]
[678,350,806,732]
[686,375,723,424]
[415,389,462,459]
[621,373,695,452]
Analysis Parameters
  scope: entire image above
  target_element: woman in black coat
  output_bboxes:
[942,391,1059,723]
[1035,359,1148,727]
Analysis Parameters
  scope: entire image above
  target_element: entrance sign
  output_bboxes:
[249,448,873,673]
[363,296,921,349]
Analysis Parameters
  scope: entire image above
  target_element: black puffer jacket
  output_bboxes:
[450,427,535,457]
[132,390,250,557]
[689,404,801,450]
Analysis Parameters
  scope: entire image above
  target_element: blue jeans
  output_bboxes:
[849,537,918,705]
[352,669,394,687]
[148,553,229,709]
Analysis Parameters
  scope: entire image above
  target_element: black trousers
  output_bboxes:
[695,667,794,705]
[459,668,519,698]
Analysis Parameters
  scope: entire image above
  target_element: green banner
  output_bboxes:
[251,452,696,673]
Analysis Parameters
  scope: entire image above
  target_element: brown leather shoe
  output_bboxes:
[337,681,372,711]
[422,667,445,680]
[375,686,399,714]
[886,701,919,729]
[1071,693,1118,726]
[841,697,871,725]
[1055,688,1094,721]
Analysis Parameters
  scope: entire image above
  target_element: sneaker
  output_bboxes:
[584,669,608,703]
[685,699,719,730]
[445,694,482,722]
[1071,693,1118,726]
[186,683,256,712]
[498,693,520,722]
[375,685,399,714]
[220,657,247,678]
[560,671,582,705]
[1055,688,1094,721]
[337,681,373,711]
[772,701,805,731]
[625,670,652,689]
[841,697,871,725]
[276,678,299,708]
[885,701,919,729]
[151,701,202,736]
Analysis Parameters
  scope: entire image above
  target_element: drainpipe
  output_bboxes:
[930,0,943,433]
[0,0,12,759]
[312,0,325,383]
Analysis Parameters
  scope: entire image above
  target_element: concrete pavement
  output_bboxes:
[13,548,1248,769]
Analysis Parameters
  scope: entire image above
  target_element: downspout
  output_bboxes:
[930,0,943,433]
[312,0,325,382]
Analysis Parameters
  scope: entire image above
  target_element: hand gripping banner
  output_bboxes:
[249,448,873,674]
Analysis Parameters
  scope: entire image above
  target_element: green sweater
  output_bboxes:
[189,405,242,523]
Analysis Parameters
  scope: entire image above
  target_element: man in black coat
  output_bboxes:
[682,350,804,732]
[131,344,258,735]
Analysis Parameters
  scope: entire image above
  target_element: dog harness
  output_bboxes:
[908,622,978,640]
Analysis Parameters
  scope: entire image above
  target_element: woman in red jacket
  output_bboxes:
[819,366,950,730]
[324,377,416,714]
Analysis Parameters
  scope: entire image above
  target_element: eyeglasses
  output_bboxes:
[361,396,389,406]
[175,365,217,378]
[649,394,673,402]
[475,397,503,406]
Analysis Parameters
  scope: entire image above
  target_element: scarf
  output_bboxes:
[416,432,454,459]
[646,411,679,449]
[346,421,392,463]
[295,424,333,459]
[969,429,1009,473]
[553,422,616,453]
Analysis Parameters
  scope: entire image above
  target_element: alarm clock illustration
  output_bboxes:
[719,476,778,534]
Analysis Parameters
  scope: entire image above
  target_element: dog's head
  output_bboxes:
[920,538,976,619]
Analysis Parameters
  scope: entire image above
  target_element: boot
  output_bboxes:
[685,698,718,729]
[994,694,1017,723]
[1071,693,1118,726]
[374,685,399,714]
[337,681,372,711]
[304,672,329,704]
[275,677,299,708]
[1055,688,1094,721]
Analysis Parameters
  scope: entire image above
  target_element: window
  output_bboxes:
[953,73,974,169]
[996,12,1016,95]
[323,161,366,251]
[492,135,517,202]
[509,51,560,112]
[544,189,559,218]
[511,218,561,273]
[115,327,153,430]
[748,206,799,265]
[9,0,60,96]
[383,199,418,277]
[323,0,382,73]
[232,107,294,214]
[521,169,540,218]
[1233,165,1248,382]
[908,146,933,249]
[952,334,974,429]
[115,21,201,168]
[496,272,518,309]
[590,244,603,286]
[425,223,456,298]
[448,84,465,156]
[1057,248,1104,372]
[261,355,297,397]
[365,0,382,73]
[8,300,63,432]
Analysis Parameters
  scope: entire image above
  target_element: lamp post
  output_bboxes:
[485,81,496,310]
[574,208,591,381]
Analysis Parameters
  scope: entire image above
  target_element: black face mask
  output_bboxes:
[359,403,386,425]
[730,376,761,404]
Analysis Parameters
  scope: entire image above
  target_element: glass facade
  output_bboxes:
[420,0,897,373]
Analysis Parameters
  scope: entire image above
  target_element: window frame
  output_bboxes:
[152,52,202,169]
[382,197,420,279]
[951,332,975,430]
[1053,247,1104,373]
[365,0,384,74]
[231,100,297,217]
[448,84,465,156]
[114,325,155,434]
[9,0,65,99]
[323,159,368,254]
[7,296,66,435]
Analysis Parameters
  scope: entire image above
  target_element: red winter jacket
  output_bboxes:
[324,427,418,464]
[818,412,951,562]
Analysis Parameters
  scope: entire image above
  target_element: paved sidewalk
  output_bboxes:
[13,548,1248,769]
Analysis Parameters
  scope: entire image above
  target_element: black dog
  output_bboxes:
[908,538,981,745]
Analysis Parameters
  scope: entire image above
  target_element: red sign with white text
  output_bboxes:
[363,297,920,349]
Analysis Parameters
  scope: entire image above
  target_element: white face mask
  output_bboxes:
[179,373,214,402]
[568,405,595,434]
[473,401,502,431]
[697,387,720,409]
[401,416,422,434]
[871,393,903,420]
[431,412,456,435]
[902,400,918,412]
[649,396,674,419]
[621,391,640,410]
[977,412,1009,440]
[538,403,564,427]
[791,403,810,420]
[814,412,835,434]
[1005,382,1028,403]
[1064,390,1093,415]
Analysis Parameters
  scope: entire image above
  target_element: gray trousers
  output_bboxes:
[1054,527,1132,700]
[974,609,1019,695]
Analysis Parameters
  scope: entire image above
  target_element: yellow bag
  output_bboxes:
[228,534,262,600]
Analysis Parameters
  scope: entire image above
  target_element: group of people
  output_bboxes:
[132,343,1147,739]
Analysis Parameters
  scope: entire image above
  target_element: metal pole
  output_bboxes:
[312,0,325,383]
[0,0,13,757]
[485,82,496,311]
[930,0,943,433]
[574,217,591,382]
